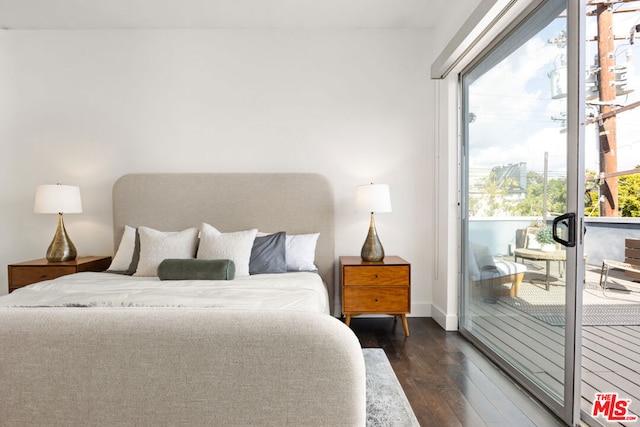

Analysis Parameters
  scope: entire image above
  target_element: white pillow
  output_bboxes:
[471,242,496,270]
[286,233,320,272]
[108,225,137,272]
[134,226,199,277]
[467,243,480,281]
[526,232,542,249]
[469,242,497,281]
[197,223,258,277]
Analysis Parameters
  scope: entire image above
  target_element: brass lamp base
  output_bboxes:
[46,213,77,262]
[360,213,385,262]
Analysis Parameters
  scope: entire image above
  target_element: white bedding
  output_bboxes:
[0,272,330,315]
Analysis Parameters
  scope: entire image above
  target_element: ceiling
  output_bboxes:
[0,0,462,30]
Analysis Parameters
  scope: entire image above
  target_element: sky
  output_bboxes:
[467,2,640,180]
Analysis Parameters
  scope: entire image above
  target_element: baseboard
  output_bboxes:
[431,304,458,331]
[409,302,431,317]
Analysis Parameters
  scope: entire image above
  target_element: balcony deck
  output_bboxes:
[469,261,640,426]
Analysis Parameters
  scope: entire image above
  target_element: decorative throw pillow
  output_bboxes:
[526,232,542,249]
[107,225,137,274]
[197,223,258,277]
[471,242,496,270]
[467,244,480,280]
[133,227,199,277]
[157,258,235,281]
[249,231,286,274]
[285,233,320,272]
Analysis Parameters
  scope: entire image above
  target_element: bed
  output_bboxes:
[3,173,336,312]
[0,173,366,426]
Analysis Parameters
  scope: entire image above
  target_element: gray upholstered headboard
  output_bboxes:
[112,173,336,313]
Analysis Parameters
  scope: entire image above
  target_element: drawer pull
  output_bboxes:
[40,275,47,279]
[374,298,378,302]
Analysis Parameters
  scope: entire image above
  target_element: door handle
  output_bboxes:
[552,213,575,247]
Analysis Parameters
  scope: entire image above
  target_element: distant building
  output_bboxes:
[492,162,527,200]
[468,162,528,217]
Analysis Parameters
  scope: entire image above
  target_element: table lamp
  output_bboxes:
[34,184,83,262]
[356,183,392,262]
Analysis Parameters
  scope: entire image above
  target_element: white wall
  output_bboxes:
[0,28,435,316]
[430,76,460,330]
[428,1,482,329]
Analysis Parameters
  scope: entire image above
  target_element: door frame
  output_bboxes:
[456,1,585,425]
[564,0,585,425]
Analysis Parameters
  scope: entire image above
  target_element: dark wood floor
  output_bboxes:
[349,316,566,427]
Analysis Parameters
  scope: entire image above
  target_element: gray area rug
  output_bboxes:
[364,348,420,427]
[498,281,640,326]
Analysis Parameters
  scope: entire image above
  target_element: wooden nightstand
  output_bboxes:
[340,255,411,336]
[7,256,112,293]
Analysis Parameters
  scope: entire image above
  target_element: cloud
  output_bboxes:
[467,25,566,171]
[468,10,640,176]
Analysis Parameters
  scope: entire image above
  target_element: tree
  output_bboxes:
[584,166,640,217]
[511,171,544,216]
[618,165,640,217]
[585,169,600,216]
[510,171,566,217]
[472,168,639,217]
[472,172,511,216]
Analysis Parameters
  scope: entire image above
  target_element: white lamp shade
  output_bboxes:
[34,184,83,214]
[355,184,392,213]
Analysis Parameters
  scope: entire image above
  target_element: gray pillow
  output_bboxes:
[249,232,286,274]
[157,258,235,281]
[126,229,141,274]
[106,228,140,275]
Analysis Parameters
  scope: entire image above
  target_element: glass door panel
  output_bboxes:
[581,2,640,425]
[459,1,580,423]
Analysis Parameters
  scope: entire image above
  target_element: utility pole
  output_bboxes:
[596,3,619,216]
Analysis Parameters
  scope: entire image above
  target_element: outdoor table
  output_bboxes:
[514,248,565,290]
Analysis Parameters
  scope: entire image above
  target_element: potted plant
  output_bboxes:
[535,226,556,252]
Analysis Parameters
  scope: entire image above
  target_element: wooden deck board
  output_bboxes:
[469,299,565,396]
[467,261,640,425]
[471,299,565,361]
[479,298,565,345]
[582,333,640,373]
[603,324,640,341]
[471,296,564,343]
[471,299,640,423]
[587,325,640,351]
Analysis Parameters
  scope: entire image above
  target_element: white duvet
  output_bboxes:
[0,271,330,315]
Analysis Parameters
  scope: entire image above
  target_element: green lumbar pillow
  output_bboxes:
[157,258,235,280]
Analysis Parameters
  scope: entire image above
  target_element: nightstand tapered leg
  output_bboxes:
[345,314,352,326]
[401,315,410,336]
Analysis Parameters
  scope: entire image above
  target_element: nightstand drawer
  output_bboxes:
[343,265,409,286]
[343,287,410,312]
[10,266,77,287]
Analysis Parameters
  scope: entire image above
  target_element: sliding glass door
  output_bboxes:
[459,1,584,424]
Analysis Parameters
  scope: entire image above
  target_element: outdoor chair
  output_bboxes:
[469,242,526,297]
[599,238,640,296]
